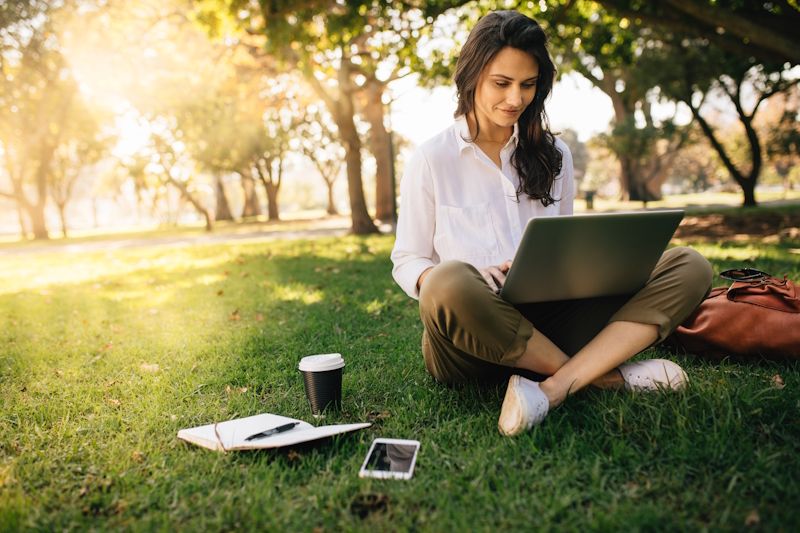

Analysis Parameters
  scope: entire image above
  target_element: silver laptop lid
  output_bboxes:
[499,210,684,304]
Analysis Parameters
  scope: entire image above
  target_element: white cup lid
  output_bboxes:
[298,353,345,372]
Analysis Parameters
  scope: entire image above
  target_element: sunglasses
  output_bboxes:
[719,268,770,282]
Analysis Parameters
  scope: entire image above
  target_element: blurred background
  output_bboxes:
[1,0,798,240]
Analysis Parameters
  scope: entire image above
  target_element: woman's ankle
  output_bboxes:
[591,368,625,389]
[539,378,568,408]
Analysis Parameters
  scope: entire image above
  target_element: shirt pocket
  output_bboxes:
[435,203,499,258]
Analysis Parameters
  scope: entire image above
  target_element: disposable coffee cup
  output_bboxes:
[298,353,345,416]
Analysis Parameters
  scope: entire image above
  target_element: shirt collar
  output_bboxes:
[454,115,519,153]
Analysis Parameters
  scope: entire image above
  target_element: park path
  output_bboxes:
[2,198,797,257]
[0,217,371,257]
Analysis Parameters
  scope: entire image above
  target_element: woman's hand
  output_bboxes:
[479,260,513,293]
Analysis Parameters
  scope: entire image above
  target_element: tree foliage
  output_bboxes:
[596,0,800,65]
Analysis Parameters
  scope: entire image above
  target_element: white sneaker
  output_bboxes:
[498,375,550,436]
[618,359,688,392]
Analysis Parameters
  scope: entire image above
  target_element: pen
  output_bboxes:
[244,421,300,441]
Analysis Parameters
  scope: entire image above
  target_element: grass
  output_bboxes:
[1,211,799,530]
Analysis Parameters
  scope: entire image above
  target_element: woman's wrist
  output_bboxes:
[417,267,434,292]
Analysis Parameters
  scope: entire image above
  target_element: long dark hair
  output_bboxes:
[454,10,562,206]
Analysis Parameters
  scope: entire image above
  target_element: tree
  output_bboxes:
[641,35,798,206]
[558,129,588,184]
[251,108,296,222]
[0,23,80,239]
[763,88,800,193]
[538,1,691,201]
[194,1,473,233]
[49,112,112,237]
[596,0,800,66]
[150,127,214,230]
[297,106,344,216]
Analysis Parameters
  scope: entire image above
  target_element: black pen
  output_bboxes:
[244,421,300,441]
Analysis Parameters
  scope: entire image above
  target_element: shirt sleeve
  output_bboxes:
[391,147,437,300]
[557,140,575,216]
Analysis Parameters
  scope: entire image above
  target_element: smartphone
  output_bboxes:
[358,438,420,480]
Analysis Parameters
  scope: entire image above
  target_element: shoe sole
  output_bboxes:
[498,375,525,436]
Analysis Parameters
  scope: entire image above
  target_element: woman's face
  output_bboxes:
[473,46,539,134]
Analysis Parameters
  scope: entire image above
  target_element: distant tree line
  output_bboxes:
[1,0,798,240]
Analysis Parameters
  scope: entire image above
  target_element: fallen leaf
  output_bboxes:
[771,374,785,389]
[367,410,391,422]
[241,272,249,278]
[216,289,224,296]
[255,313,264,322]
[131,451,145,463]
[113,499,128,515]
[350,493,389,519]
[229,309,241,321]
[106,398,121,407]
[140,363,160,373]
[287,450,301,462]
[744,509,760,526]
[101,342,114,352]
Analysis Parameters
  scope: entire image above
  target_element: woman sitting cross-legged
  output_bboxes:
[390,10,712,436]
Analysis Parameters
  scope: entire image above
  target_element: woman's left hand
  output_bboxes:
[479,260,513,293]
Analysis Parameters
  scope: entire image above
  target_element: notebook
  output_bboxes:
[499,210,684,304]
[177,413,371,451]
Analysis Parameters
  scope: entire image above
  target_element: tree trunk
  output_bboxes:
[334,62,378,235]
[163,174,214,231]
[618,155,635,201]
[363,80,395,223]
[326,180,338,216]
[240,171,261,218]
[608,90,642,202]
[27,203,49,240]
[689,103,760,207]
[265,182,280,221]
[214,174,234,221]
[30,150,50,240]
[341,118,378,234]
[16,202,28,240]
[741,180,757,207]
[302,51,377,235]
[57,203,68,238]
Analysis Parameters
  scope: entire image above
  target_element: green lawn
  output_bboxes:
[1,219,799,530]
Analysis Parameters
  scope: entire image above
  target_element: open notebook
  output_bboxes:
[178,413,371,452]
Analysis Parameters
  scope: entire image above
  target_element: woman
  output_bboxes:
[391,11,712,436]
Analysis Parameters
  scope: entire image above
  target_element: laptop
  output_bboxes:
[499,210,684,304]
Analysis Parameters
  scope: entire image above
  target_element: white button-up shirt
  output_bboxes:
[391,115,575,299]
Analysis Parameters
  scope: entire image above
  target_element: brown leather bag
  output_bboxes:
[670,273,800,360]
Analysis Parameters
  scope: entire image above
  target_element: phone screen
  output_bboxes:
[360,440,419,478]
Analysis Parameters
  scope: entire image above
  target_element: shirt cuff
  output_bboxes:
[393,258,436,300]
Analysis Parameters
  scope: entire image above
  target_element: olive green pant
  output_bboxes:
[418,247,712,385]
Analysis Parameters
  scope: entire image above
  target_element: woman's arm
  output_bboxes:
[391,149,437,299]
